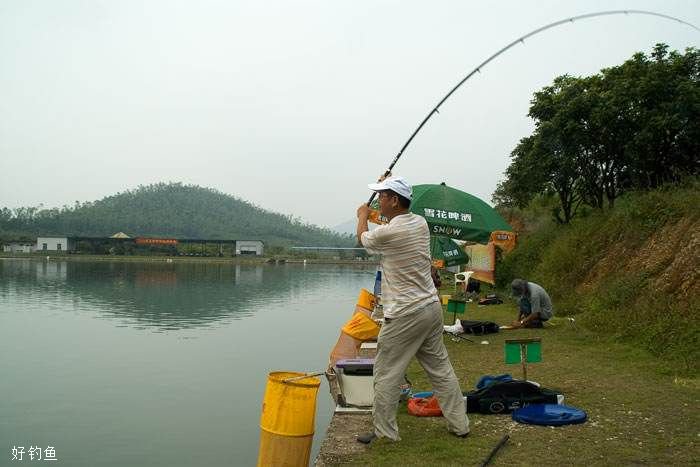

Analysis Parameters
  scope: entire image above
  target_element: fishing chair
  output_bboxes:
[454,271,474,286]
[454,271,474,296]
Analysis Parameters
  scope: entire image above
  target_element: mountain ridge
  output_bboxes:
[0,182,353,247]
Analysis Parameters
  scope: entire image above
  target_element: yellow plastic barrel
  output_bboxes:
[257,371,321,467]
[342,311,380,341]
[357,288,376,311]
[441,294,451,305]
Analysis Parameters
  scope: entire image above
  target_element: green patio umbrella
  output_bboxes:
[411,183,512,243]
[430,235,469,268]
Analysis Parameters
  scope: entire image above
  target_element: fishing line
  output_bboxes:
[366,9,699,205]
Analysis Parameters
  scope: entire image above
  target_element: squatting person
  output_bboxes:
[510,278,554,328]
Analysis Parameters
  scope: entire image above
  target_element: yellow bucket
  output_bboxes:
[357,288,376,311]
[441,294,451,305]
[258,429,313,467]
[258,371,321,467]
[259,371,321,436]
[342,311,380,341]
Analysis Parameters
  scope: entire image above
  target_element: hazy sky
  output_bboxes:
[1,0,698,228]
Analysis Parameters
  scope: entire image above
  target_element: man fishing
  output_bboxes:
[355,175,469,444]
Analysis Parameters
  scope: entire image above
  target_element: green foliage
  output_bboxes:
[580,278,699,373]
[494,44,699,223]
[495,222,557,288]
[0,182,353,248]
[497,180,699,373]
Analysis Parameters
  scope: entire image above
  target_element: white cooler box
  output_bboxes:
[335,358,374,407]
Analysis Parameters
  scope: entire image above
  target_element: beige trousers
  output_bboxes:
[373,301,469,440]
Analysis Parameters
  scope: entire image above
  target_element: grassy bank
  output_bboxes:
[347,303,698,466]
[497,180,699,375]
[328,182,698,465]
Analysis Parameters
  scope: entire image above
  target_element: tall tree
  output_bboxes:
[494,44,699,220]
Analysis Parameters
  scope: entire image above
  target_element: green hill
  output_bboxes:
[0,182,353,247]
[496,180,699,375]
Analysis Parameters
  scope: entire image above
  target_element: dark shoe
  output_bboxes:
[452,431,470,438]
[357,432,377,444]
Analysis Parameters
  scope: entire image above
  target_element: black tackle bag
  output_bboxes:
[458,320,500,335]
[465,380,561,414]
[478,294,503,305]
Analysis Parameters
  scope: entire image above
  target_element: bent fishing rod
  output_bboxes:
[366,9,699,205]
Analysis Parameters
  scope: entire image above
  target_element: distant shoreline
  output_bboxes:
[0,253,378,266]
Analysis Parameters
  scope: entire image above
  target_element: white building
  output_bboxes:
[36,237,72,252]
[235,240,264,256]
[3,242,35,253]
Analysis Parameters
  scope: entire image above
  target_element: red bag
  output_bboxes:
[407,396,443,417]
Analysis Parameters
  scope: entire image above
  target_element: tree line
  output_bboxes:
[0,182,354,247]
[493,44,699,223]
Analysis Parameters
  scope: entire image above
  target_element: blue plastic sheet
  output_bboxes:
[512,404,587,426]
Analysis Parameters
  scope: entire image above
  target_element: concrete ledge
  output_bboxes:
[314,413,373,466]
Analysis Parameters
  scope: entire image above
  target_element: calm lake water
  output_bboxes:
[0,258,377,466]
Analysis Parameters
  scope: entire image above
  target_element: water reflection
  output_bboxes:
[1,258,377,466]
[0,259,375,330]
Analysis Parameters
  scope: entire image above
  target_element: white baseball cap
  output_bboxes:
[368,176,412,200]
